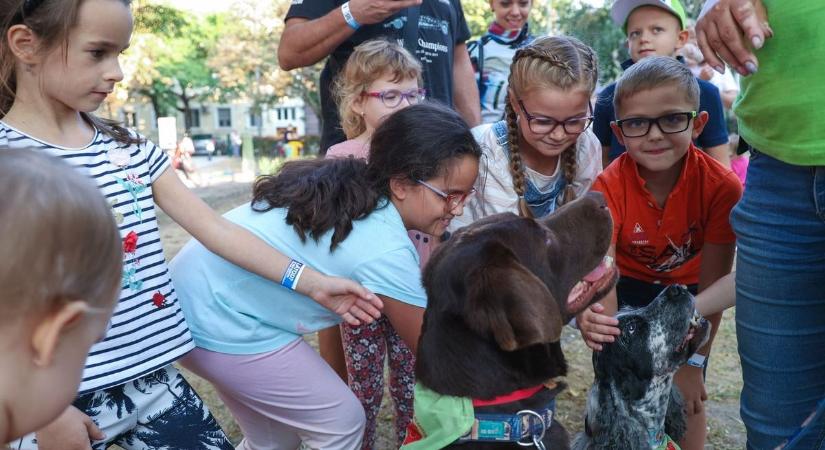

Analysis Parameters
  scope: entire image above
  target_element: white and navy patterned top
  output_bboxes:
[0,122,194,394]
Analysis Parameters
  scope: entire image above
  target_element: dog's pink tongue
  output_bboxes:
[582,260,608,283]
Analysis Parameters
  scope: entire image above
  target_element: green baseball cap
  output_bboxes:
[611,0,687,33]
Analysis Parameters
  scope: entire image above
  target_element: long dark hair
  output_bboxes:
[252,102,481,250]
[0,0,140,145]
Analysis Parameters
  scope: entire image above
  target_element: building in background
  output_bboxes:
[114,97,317,153]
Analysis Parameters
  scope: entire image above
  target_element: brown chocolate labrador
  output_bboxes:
[410,192,618,449]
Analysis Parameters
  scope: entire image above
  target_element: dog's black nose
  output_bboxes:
[664,284,689,299]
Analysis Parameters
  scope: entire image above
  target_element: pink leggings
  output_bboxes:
[180,339,365,450]
[342,316,415,449]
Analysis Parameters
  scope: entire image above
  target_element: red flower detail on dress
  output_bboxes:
[123,231,139,253]
[152,292,166,308]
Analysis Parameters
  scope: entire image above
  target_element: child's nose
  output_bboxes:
[106,60,124,83]
[549,124,567,140]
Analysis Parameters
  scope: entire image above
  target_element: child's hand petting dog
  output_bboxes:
[673,365,709,416]
[576,302,620,351]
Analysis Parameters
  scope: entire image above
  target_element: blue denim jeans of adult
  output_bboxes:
[730,149,825,450]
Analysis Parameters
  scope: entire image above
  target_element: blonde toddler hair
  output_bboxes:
[0,150,122,324]
[334,38,422,139]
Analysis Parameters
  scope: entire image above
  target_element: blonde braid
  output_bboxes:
[513,46,576,80]
[504,99,533,218]
[560,145,578,205]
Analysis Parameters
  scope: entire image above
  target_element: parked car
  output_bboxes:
[191,134,216,156]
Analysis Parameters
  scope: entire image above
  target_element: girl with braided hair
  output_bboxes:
[449,35,602,231]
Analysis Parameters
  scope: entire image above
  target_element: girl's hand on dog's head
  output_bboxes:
[577,303,620,351]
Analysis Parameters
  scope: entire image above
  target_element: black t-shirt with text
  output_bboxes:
[286,0,470,152]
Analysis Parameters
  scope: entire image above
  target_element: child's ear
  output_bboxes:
[389,176,413,201]
[30,301,88,367]
[7,24,41,65]
[692,111,709,140]
[675,29,690,51]
[610,121,626,147]
[351,94,366,117]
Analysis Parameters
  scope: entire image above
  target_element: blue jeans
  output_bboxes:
[731,149,825,450]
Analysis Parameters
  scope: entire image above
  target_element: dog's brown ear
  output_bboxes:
[463,240,564,351]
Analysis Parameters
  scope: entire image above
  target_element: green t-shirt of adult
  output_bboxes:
[733,1,825,165]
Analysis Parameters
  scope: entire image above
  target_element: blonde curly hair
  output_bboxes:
[333,39,422,139]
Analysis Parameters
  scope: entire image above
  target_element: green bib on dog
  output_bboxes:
[400,383,474,449]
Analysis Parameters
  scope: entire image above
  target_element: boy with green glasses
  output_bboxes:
[577,56,742,450]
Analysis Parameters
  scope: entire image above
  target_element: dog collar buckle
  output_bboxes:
[516,409,547,450]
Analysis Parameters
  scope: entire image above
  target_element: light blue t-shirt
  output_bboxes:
[170,200,427,355]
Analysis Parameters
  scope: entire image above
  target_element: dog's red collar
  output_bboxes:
[472,385,544,407]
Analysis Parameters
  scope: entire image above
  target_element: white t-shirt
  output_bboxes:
[0,122,193,394]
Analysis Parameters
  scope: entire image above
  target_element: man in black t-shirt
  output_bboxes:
[279,0,480,153]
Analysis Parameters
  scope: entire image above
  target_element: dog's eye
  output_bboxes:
[625,322,637,334]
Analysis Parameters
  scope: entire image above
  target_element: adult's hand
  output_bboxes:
[349,0,423,26]
[695,0,772,76]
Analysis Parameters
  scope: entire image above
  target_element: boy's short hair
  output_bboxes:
[0,150,121,323]
[611,0,687,33]
[613,56,700,115]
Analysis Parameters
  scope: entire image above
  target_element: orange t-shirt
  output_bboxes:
[591,145,742,285]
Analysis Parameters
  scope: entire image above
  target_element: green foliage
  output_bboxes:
[552,0,628,84]
[132,3,188,36]
[123,4,221,130]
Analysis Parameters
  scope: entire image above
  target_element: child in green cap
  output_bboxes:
[594,0,730,169]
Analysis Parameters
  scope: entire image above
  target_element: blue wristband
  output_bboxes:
[341,2,360,30]
[281,259,306,291]
[687,353,706,368]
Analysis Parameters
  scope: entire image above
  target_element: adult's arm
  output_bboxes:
[452,42,481,127]
[278,0,422,70]
[695,0,771,76]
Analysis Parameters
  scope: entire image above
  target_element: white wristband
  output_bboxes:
[341,2,360,30]
[687,353,706,368]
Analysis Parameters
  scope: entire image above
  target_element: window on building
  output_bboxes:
[290,108,296,120]
[218,107,232,128]
[187,108,201,128]
[249,110,262,128]
[124,111,138,128]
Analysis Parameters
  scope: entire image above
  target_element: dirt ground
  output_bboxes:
[157,158,747,449]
